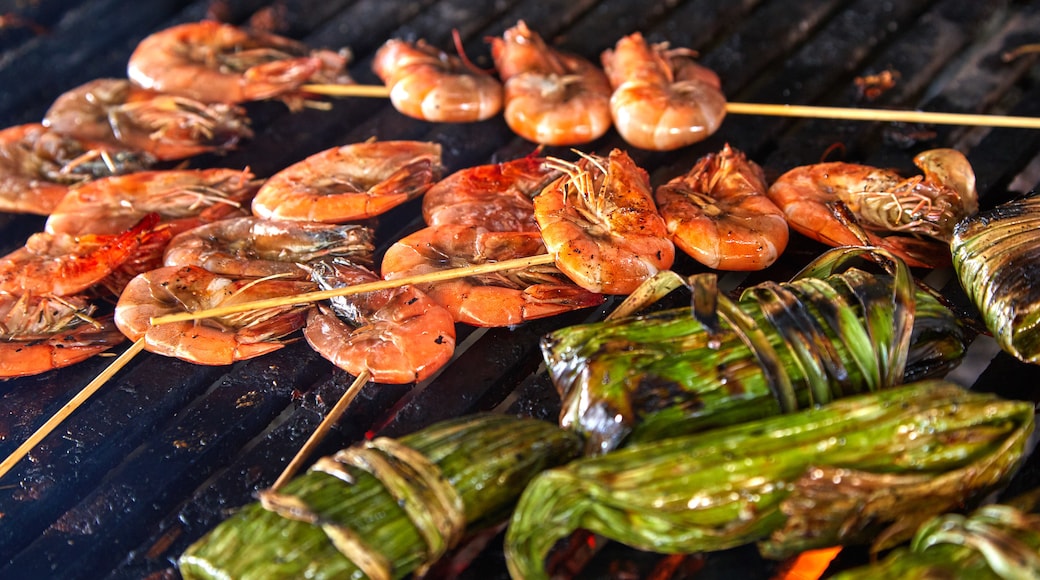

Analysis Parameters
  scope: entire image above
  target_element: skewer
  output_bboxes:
[150,253,556,325]
[302,83,1040,129]
[0,338,147,480]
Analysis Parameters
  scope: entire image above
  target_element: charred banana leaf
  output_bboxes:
[504,380,1033,580]
[546,247,969,452]
[179,414,583,580]
[952,193,1040,364]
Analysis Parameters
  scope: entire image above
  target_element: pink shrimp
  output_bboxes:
[372,37,503,123]
[114,265,314,365]
[44,78,253,161]
[127,20,352,108]
[601,33,727,151]
[489,20,613,146]
[380,225,604,327]
[655,144,789,270]
[535,149,675,295]
[421,155,560,232]
[251,140,442,223]
[303,258,456,384]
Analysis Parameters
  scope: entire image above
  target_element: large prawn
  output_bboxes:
[655,144,789,270]
[251,140,442,223]
[535,148,675,295]
[601,32,726,151]
[766,148,978,267]
[489,20,612,146]
[127,20,352,108]
[44,78,254,161]
[114,265,314,365]
[372,37,503,123]
[422,155,560,232]
[380,225,604,327]
[303,257,456,384]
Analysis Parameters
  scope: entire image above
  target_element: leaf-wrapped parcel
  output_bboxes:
[504,380,1033,580]
[545,246,970,452]
[179,414,583,580]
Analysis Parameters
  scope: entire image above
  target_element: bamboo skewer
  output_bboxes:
[0,338,147,480]
[302,83,1040,129]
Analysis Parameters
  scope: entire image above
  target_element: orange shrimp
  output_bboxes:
[372,38,503,123]
[0,291,126,378]
[45,168,258,236]
[601,33,727,151]
[0,123,154,215]
[489,20,612,146]
[251,140,442,223]
[655,144,789,270]
[114,265,314,365]
[163,216,375,279]
[127,20,352,108]
[380,225,604,327]
[535,149,675,295]
[303,258,456,384]
[0,213,159,296]
[422,155,560,232]
[766,148,978,268]
[44,78,254,161]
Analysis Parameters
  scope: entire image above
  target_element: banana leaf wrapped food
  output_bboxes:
[952,193,1040,364]
[504,380,1034,580]
[179,414,583,580]
[545,247,971,452]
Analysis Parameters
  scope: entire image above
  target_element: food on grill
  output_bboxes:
[952,193,1040,365]
[766,148,978,268]
[44,168,258,236]
[373,37,504,123]
[251,140,443,223]
[0,291,125,378]
[421,156,560,232]
[655,143,789,270]
[545,246,970,452]
[0,123,154,215]
[601,32,727,151]
[504,380,1034,580]
[178,413,584,580]
[381,224,605,327]
[127,20,352,108]
[489,20,613,146]
[163,216,376,279]
[114,265,314,365]
[43,78,253,161]
[536,149,675,294]
[303,257,456,384]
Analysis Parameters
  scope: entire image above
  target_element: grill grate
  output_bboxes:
[1,0,1040,578]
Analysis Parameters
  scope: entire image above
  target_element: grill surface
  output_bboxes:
[2,0,1040,578]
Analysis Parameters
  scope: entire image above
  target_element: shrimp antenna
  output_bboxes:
[452,28,491,74]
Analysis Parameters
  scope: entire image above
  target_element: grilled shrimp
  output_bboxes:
[0,291,125,378]
[127,20,352,108]
[601,33,726,151]
[44,78,253,161]
[372,38,503,123]
[535,149,675,295]
[114,265,314,365]
[303,258,456,384]
[0,123,154,215]
[45,168,258,236]
[489,20,612,146]
[422,155,560,232]
[381,225,604,327]
[655,144,788,270]
[766,148,978,268]
[163,216,375,279]
[0,213,159,296]
[252,140,442,223]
